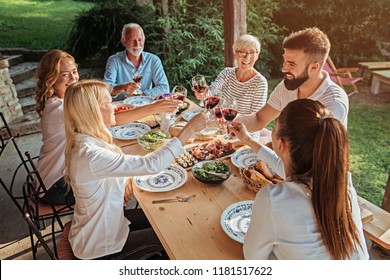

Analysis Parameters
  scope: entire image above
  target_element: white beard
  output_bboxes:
[127,47,143,57]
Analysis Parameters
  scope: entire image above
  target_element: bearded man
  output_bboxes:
[103,23,169,100]
[234,27,349,130]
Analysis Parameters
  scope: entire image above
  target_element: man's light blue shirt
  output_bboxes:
[103,50,169,99]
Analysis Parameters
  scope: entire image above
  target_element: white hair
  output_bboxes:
[121,23,144,39]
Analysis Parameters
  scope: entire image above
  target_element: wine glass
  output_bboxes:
[192,75,207,107]
[221,97,238,140]
[213,105,226,135]
[204,90,220,122]
[132,69,143,96]
[169,85,188,121]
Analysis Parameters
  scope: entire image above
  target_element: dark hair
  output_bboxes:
[283,27,330,66]
[276,99,360,259]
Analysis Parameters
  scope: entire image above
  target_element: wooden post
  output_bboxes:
[223,0,247,67]
[382,173,390,212]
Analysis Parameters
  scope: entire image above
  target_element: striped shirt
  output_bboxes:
[209,67,268,114]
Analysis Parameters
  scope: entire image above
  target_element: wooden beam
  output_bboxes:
[223,0,247,67]
[382,172,390,212]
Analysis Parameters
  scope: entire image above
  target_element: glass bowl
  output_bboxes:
[137,130,170,151]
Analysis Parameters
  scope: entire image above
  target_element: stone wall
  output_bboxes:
[0,57,23,126]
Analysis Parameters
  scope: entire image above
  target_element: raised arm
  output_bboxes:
[234,103,280,132]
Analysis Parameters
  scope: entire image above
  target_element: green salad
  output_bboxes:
[193,161,231,181]
[137,130,170,150]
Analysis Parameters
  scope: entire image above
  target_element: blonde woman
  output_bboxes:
[231,99,368,259]
[63,79,206,259]
[35,49,180,205]
[192,34,269,142]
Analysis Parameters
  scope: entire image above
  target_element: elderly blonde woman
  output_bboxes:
[193,34,270,142]
[193,34,268,115]
[63,79,207,259]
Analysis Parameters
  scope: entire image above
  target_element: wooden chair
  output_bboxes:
[324,57,364,96]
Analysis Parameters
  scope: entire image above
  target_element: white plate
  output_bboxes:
[231,148,258,168]
[220,200,253,244]
[182,109,204,121]
[123,96,154,107]
[111,123,151,140]
[133,165,188,192]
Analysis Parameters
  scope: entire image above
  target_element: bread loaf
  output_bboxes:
[254,160,274,180]
[247,169,272,186]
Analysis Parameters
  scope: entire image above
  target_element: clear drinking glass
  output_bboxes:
[221,97,238,140]
[132,69,143,96]
[169,85,188,121]
[192,75,207,107]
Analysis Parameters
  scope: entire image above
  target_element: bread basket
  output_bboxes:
[239,163,271,193]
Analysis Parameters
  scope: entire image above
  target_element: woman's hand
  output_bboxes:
[151,99,181,114]
[191,85,209,100]
[177,112,208,144]
[123,178,133,206]
[230,122,252,144]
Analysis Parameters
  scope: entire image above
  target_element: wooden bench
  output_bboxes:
[358,196,390,250]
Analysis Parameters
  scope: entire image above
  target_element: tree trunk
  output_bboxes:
[223,0,246,67]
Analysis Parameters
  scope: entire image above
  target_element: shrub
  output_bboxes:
[66,0,155,62]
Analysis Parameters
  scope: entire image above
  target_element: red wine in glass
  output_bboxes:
[173,95,185,101]
[194,85,207,93]
[222,108,238,121]
[133,76,143,83]
[214,107,223,119]
[205,96,220,110]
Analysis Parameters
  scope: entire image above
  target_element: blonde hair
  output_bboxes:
[63,79,121,186]
[232,34,261,53]
[35,49,77,117]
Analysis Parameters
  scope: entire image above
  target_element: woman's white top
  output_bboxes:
[36,97,66,188]
[68,134,184,259]
[209,67,268,115]
[243,147,369,260]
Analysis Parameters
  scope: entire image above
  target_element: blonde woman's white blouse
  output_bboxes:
[68,134,184,259]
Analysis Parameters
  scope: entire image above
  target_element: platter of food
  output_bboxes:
[175,139,235,169]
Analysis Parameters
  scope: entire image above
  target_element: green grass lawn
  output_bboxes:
[348,97,390,206]
[0,0,94,50]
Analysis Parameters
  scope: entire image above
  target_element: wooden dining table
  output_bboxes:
[113,99,256,259]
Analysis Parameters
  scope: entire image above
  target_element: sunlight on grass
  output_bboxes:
[0,0,94,50]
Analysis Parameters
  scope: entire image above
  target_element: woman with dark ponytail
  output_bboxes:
[231,99,368,259]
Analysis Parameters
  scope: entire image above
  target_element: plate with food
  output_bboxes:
[175,139,235,169]
[182,108,204,121]
[231,148,258,168]
[111,123,151,140]
[192,160,232,184]
[133,165,188,192]
[220,200,254,244]
[123,96,154,107]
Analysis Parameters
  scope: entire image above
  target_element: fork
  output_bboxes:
[152,194,196,204]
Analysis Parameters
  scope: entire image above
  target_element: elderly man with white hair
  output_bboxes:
[103,23,169,100]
